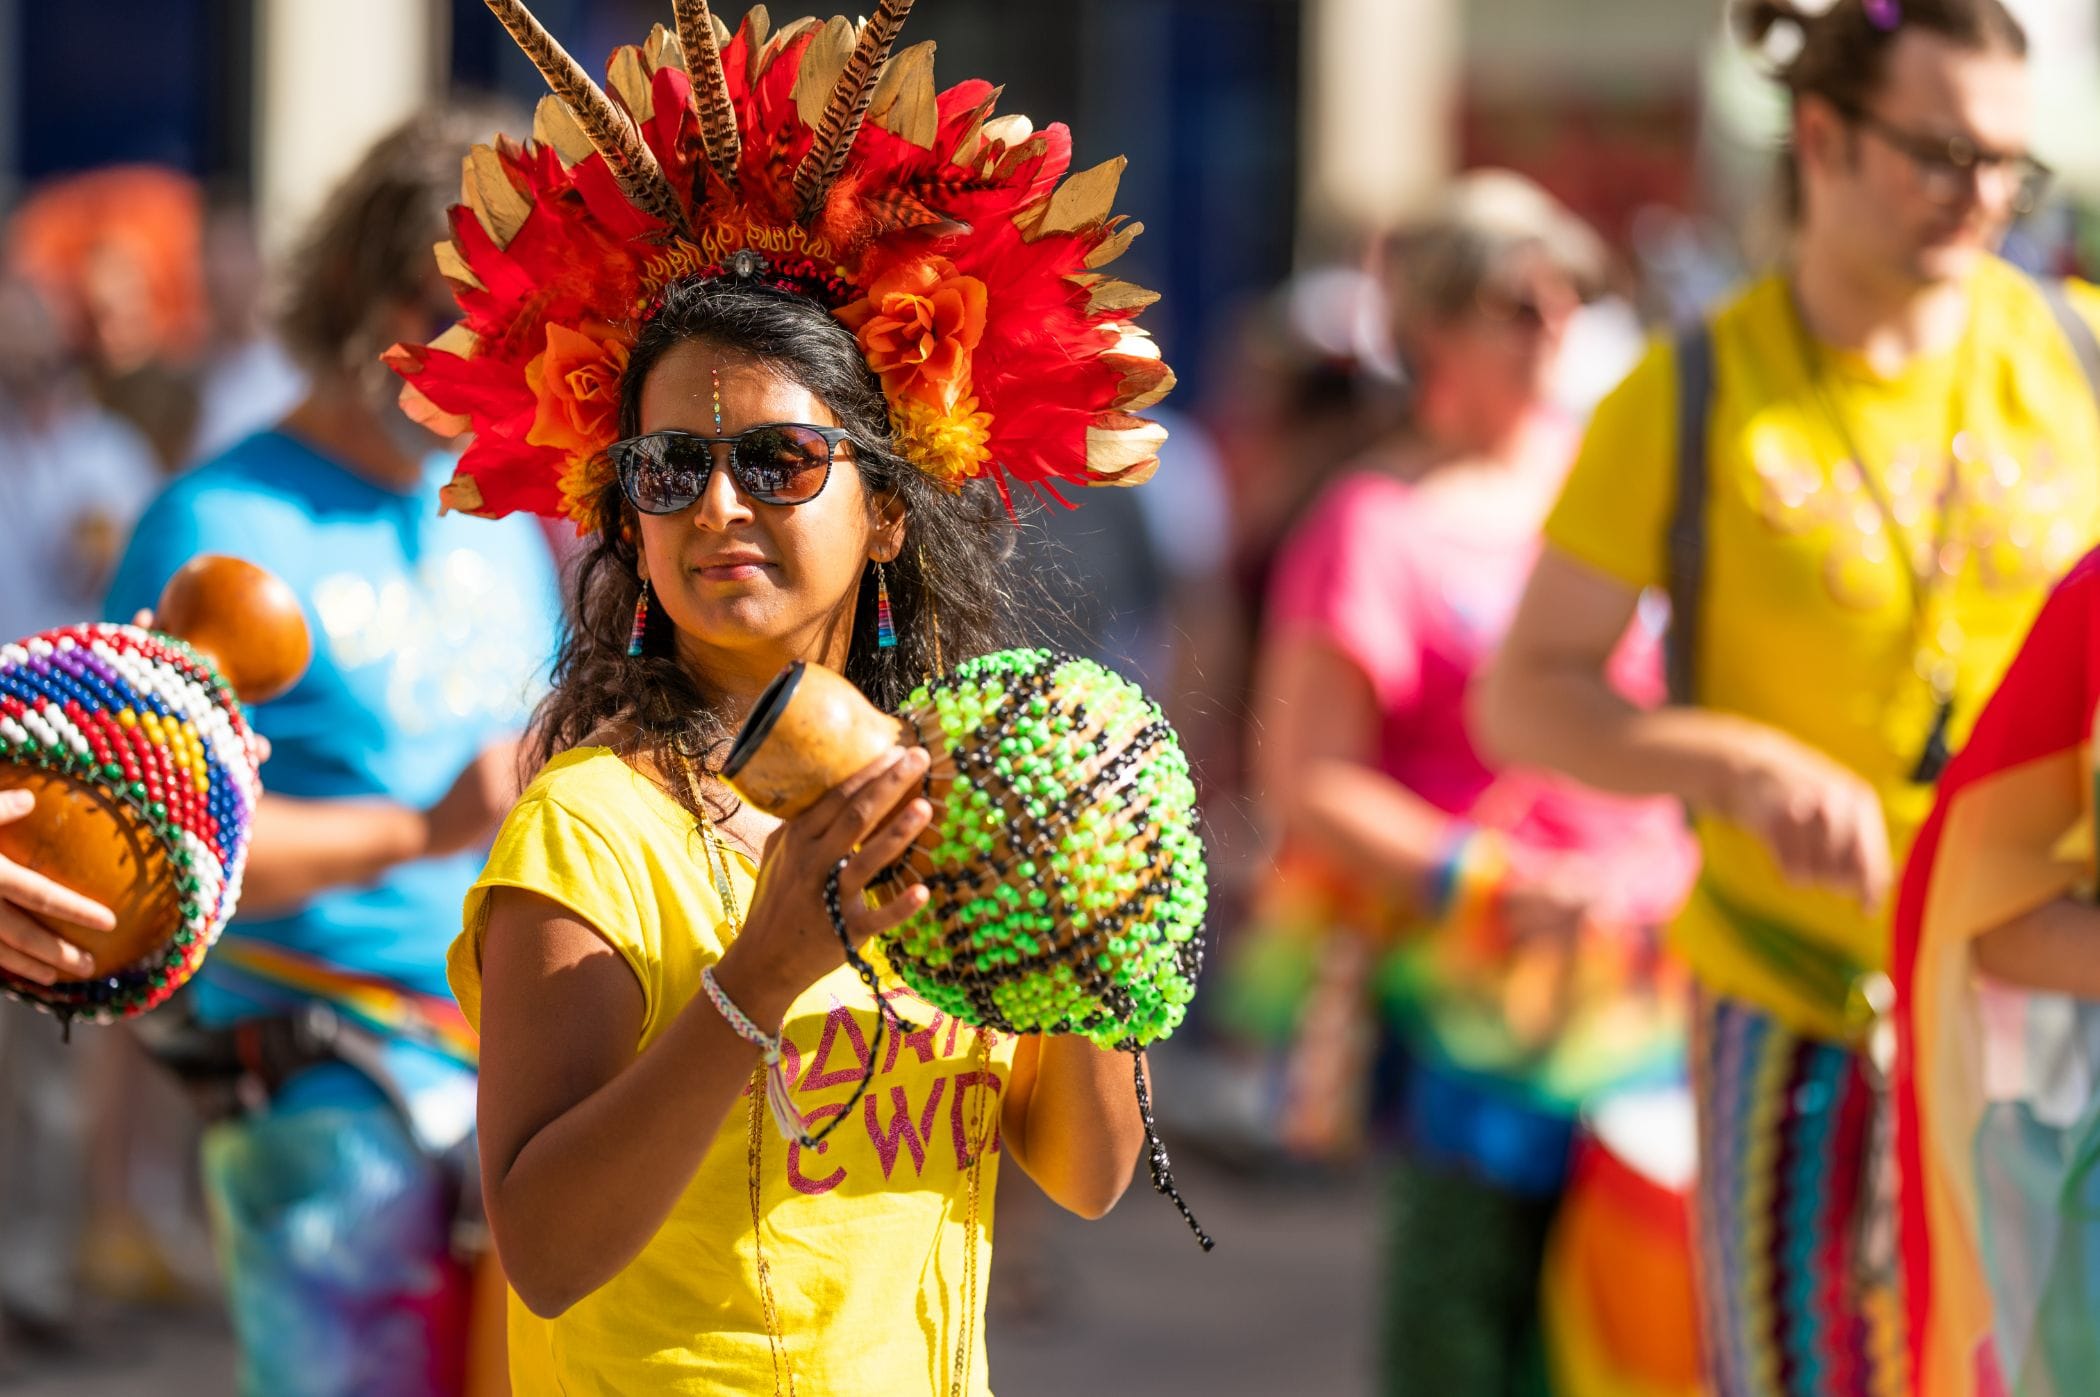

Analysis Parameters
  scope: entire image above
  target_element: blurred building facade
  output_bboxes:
[0,0,1299,405]
[10,2,2100,324]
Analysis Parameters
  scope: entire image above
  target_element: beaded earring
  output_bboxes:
[874,560,897,650]
[628,579,651,657]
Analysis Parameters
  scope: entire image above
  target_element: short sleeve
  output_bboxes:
[105,486,217,621]
[104,480,302,621]
[1542,336,1678,592]
[2062,277,2100,347]
[451,792,653,1033]
[1265,475,1422,712]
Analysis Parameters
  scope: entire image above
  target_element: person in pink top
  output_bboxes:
[1247,172,1698,1396]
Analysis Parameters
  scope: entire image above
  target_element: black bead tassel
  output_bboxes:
[1130,1047,1213,1251]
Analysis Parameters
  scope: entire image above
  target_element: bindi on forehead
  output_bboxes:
[638,344,836,434]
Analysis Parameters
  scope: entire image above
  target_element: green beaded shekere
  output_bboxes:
[885,649,1207,1050]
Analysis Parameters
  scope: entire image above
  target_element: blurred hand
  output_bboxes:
[0,789,106,984]
[1498,861,1592,949]
[1484,854,1598,1051]
[422,738,526,859]
[1716,728,1892,910]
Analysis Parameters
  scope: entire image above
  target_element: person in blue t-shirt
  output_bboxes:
[105,106,553,1397]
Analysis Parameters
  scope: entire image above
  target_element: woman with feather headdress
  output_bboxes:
[398,2,1182,1390]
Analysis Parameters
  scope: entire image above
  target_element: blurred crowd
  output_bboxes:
[0,167,309,1363]
[0,145,1709,1387]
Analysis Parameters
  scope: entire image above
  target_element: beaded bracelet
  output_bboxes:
[701,965,809,1146]
[1425,823,1480,922]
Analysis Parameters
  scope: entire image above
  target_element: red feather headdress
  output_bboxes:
[386,0,1174,532]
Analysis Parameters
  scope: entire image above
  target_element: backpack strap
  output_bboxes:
[1666,320,1716,706]
[2034,276,2100,410]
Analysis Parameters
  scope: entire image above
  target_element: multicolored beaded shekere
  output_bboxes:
[0,624,262,1021]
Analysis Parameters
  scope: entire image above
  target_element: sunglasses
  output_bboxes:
[609,423,851,511]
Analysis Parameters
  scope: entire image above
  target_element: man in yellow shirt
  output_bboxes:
[1476,1,2100,1393]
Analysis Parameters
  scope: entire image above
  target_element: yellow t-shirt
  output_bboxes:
[1545,258,2100,1038]
[451,747,1018,1396]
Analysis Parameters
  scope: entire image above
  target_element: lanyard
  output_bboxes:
[1784,284,1978,783]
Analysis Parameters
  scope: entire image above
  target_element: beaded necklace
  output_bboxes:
[1784,285,1982,783]
[692,771,993,1396]
[698,806,798,1397]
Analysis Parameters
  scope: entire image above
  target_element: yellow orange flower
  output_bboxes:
[838,256,987,411]
[889,394,994,491]
[555,451,615,532]
[526,321,631,458]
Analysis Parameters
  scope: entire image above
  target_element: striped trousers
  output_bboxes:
[1689,990,1909,1397]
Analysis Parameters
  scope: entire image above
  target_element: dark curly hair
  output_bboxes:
[1735,0,2026,221]
[526,271,1026,819]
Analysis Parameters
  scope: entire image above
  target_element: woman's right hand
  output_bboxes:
[712,745,933,1025]
[1713,726,1892,911]
[0,789,108,984]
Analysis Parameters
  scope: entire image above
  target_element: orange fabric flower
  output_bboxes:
[526,322,631,458]
[838,256,987,411]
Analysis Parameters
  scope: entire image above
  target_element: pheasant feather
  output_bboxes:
[481,0,691,234]
[791,0,915,218]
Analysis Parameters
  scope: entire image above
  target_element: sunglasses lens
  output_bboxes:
[617,436,711,513]
[732,425,834,504]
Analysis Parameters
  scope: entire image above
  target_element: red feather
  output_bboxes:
[392,13,1169,521]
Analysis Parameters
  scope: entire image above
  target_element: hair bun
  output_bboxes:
[1733,0,1798,44]
[1732,0,1840,67]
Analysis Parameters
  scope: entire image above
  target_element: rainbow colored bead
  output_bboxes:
[627,586,650,658]
[875,573,897,650]
[0,623,263,1022]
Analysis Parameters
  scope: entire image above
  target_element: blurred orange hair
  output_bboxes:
[6,165,206,366]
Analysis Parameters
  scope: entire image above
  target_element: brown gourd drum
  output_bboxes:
[723,648,1207,1050]
[0,555,309,1021]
